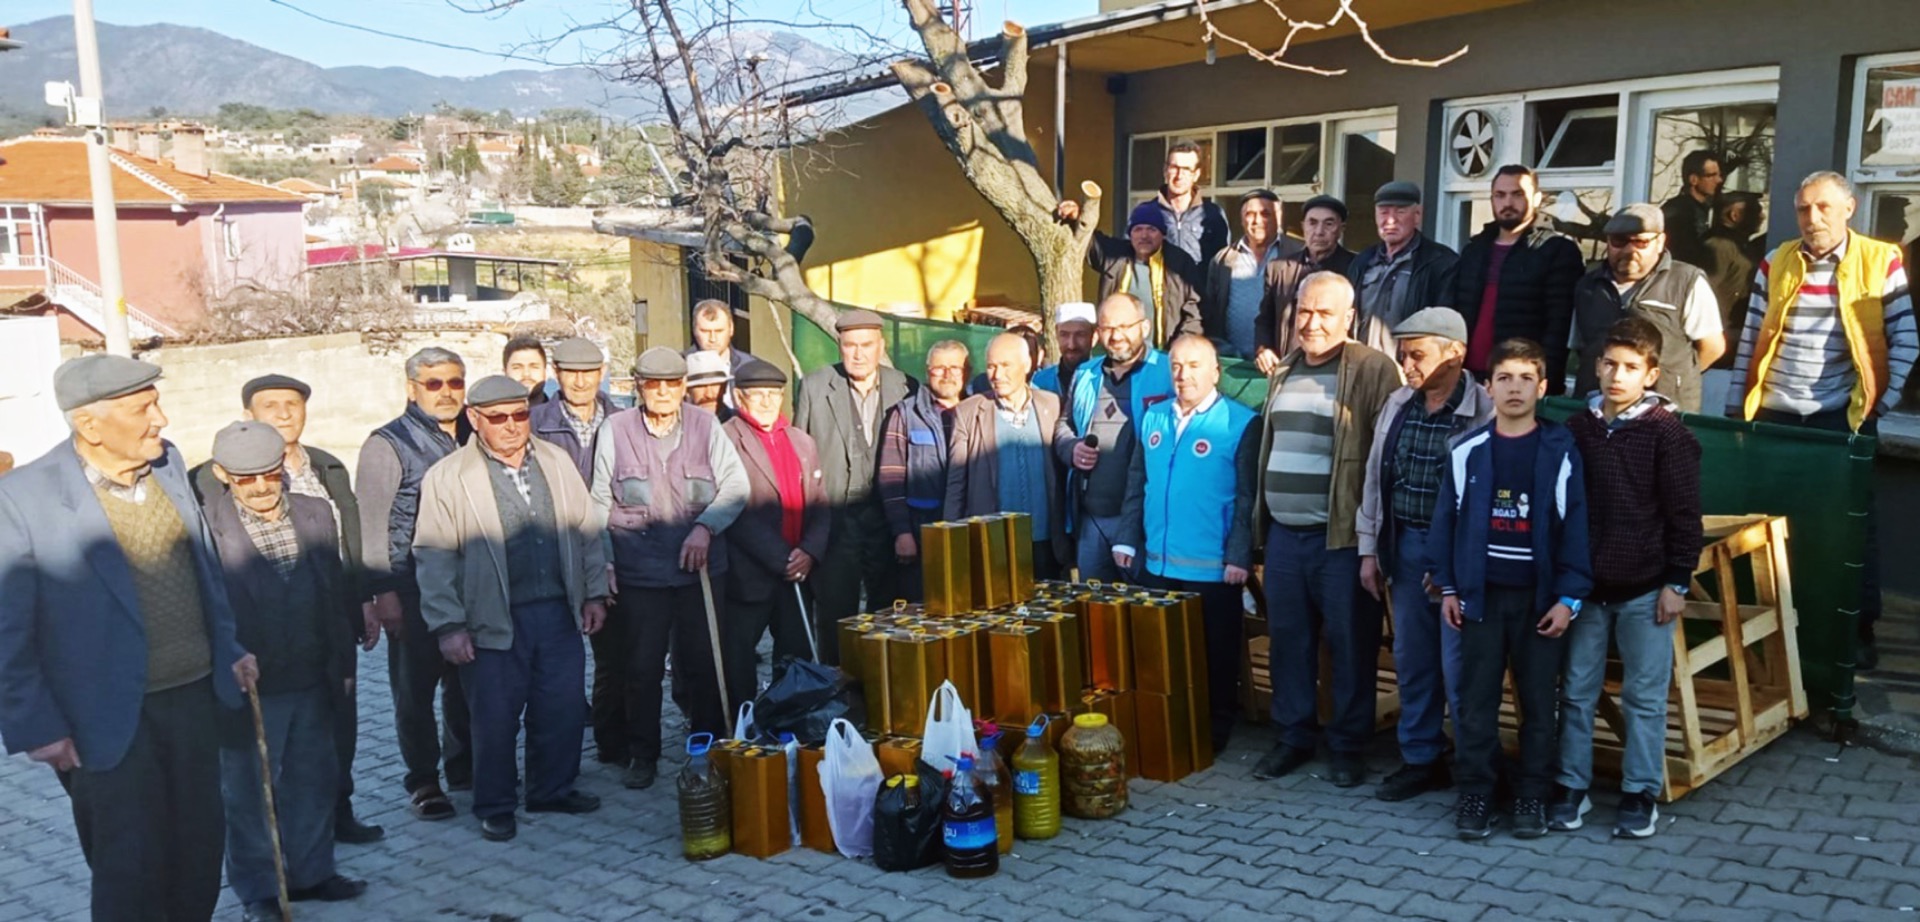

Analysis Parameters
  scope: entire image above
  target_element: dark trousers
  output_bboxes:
[58,678,224,922]
[724,581,817,709]
[1388,524,1463,767]
[460,599,587,819]
[335,653,358,814]
[813,502,898,665]
[589,602,632,764]
[625,583,727,763]
[1142,571,1243,739]
[1455,585,1566,799]
[1755,408,1881,627]
[389,589,471,794]
[895,509,942,602]
[1263,522,1382,754]
[220,686,338,904]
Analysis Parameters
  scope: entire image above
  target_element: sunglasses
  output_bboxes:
[476,408,532,424]
[414,376,467,392]
[231,470,284,486]
[1607,235,1660,250]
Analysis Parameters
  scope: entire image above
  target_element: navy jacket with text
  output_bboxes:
[1428,419,1593,620]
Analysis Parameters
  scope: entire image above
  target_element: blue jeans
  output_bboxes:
[1557,589,1675,796]
[1387,525,1462,766]
[462,599,588,819]
[1263,522,1380,754]
[220,686,338,904]
[1076,513,1131,583]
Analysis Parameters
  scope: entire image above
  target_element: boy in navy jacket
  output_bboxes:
[1430,338,1592,840]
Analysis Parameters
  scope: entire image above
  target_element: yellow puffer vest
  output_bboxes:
[1743,232,1902,431]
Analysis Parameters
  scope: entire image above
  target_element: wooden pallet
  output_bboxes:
[1242,604,1401,732]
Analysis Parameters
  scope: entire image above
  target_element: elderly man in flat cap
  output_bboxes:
[356,346,473,822]
[415,376,610,841]
[719,359,831,702]
[193,372,384,844]
[590,347,747,790]
[530,337,617,486]
[794,309,917,650]
[0,354,258,921]
[202,421,367,920]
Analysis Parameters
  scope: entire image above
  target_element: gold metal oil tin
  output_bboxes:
[730,746,792,858]
[919,522,973,616]
[884,631,948,737]
[986,624,1046,727]
[967,515,1012,610]
[1003,512,1035,602]
[1127,596,1190,695]
[1026,609,1085,712]
[1083,594,1134,691]
[854,629,892,735]
[1134,690,1195,783]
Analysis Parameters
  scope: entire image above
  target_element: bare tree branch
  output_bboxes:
[1195,0,1468,76]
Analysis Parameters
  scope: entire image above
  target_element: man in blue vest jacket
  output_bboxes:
[877,340,969,601]
[1031,302,1097,405]
[1115,335,1259,750]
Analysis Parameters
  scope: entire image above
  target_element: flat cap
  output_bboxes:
[1375,181,1422,207]
[466,374,533,408]
[54,354,162,411]
[550,337,605,370]
[1604,203,1664,236]
[635,346,688,381]
[241,373,311,407]
[734,358,787,389]
[1301,194,1348,222]
[686,350,730,387]
[211,420,287,476]
[1394,306,1470,345]
[834,309,885,333]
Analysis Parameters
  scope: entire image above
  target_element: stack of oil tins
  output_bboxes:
[837,513,1213,785]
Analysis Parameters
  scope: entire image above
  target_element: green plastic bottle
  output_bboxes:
[1011,716,1061,840]
[678,732,731,860]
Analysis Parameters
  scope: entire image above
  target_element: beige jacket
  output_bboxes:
[414,439,609,650]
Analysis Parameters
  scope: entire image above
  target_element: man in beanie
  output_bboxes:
[1058,199,1204,350]
[720,359,831,701]
[202,421,367,919]
[530,337,617,485]
[416,376,610,841]
[591,347,748,789]
[1347,181,1459,357]
[0,354,257,920]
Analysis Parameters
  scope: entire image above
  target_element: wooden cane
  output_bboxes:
[699,566,731,718]
[246,686,294,922]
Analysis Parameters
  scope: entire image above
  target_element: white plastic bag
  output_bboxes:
[920,680,976,774]
[819,718,881,858]
[731,701,755,742]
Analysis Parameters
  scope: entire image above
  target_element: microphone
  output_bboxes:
[1083,433,1099,450]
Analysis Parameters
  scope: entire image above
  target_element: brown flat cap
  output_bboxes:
[834,309,885,333]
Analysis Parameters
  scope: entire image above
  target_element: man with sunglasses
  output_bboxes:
[413,377,609,842]
[355,347,473,822]
[202,421,367,919]
[1571,204,1724,412]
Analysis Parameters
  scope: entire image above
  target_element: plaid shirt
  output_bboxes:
[563,401,603,448]
[236,496,302,579]
[1389,376,1465,529]
[283,445,341,533]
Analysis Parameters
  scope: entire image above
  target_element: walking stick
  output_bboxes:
[246,685,294,922]
[698,566,731,718]
[792,583,820,663]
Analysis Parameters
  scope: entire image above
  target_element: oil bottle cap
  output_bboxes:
[1027,715,1049,738]
[981,732,1001,750]
[955,755,974,773]
[1073,713,1110,729]
[686,731,714,756]
[778,732,796,744]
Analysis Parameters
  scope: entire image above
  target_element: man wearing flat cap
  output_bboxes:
[794,310,916,651]
[1572,203,1724,412]
[1356,307,1493,804]
[530,337,617,486]
[193,372,384,844]
[0,354,259,920]
[416,376,610,841]
[1347,181,1459,357]
[1256,195,1359,374]
[202,422,367,919]
[590,347,748,789]
[720,359,831,701]
[1058,200,1204,351]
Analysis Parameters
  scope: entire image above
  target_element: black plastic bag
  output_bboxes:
[871,760,949,872]
[750,658,855,745]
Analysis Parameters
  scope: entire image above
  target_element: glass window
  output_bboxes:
[1129,137,1166,193]
[1340,126,1397,252]
[1452,195,1492,250]
[1862,61,1920,167]
[1538,186,1616,266]
[1648,102,1775,204]
[1871,189,1920,261]
[1270,123,1322,186]
[1533,95,1618,170]
[1218,127,1267,186]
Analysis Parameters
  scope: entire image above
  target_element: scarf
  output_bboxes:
[742,408,806,547]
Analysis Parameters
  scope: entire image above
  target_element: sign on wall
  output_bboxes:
[1868,78,1920,164]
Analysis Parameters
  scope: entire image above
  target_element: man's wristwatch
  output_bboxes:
[1668,584,1689,597]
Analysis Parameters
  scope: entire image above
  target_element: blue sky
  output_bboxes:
[11,0,1099,77]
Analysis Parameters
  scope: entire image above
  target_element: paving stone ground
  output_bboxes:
[2,644,1917,922]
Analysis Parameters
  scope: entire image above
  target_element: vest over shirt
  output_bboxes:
[372,402,460,588]
[606,409,727,588]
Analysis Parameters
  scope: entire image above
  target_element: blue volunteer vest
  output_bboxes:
[1139,395,1254,582]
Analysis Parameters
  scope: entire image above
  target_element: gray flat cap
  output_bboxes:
[55,354,162,411]
[734,358,787,389]
[1604,203,1664,236]
[685,350,730,387]
[1374,181,1422,207]
[211,421,286,476]
[466,374,533,408]
[241,373,311,407]
[635,346,688,381]
[1394,307,1470,345]
[834,309,885,333]
[550,337,605,371]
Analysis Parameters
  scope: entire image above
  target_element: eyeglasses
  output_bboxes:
[1165,164,1199,175]
[1096,319,1146,335]
[476,408,532,424]
[231,470,284,486]
[1607,234,1661,250]
[414,376,466,391]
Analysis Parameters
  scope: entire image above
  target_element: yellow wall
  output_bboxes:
[627,238,689,353]
[784,52,1115,314]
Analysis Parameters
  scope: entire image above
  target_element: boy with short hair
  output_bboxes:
[1554,317,1702,839]
[1431,338,1592,840]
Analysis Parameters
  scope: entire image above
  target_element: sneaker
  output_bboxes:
[1547,787,1591,831]
[1251,743,1314,780]
[1455,793,1493,840]
[1375,761,1452,802]
[1511,797,1548,839]
[1613,791,1660,839]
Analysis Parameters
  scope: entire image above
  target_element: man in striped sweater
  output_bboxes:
[1727,171,1915,669]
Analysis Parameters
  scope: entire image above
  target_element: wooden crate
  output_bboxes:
[1242,599,1399,732]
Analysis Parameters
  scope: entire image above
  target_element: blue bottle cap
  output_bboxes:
[1027,715,1049,738]
[686,731,714,756]
[777,732,796,744]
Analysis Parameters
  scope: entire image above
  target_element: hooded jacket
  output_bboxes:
[1565,393,1703,604]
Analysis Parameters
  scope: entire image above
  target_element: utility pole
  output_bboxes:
[72,0,130,355]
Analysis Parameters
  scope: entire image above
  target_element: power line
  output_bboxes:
[260,0,555,66]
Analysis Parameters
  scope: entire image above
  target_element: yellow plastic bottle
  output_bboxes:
[678,732,731,860]
[1011,716,1061,840]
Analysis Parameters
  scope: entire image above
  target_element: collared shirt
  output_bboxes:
[283,444,343,536]
[1390,375,1466,529]
[236,496,302,579]
[563,399,604,447]
[1173,391,1220,440]
[83,458,152,504]
[851,382,881,447]
[1358,235,1422,355]
[482,445,535,505]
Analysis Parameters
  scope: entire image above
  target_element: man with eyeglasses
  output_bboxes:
[878,340,970,601]
[1151,138,1231,272]
[1571,204,1724,412]
[414,377,608,842]
[1661,150,1724,268]
[356,346,473,823]
[202,421,367,918]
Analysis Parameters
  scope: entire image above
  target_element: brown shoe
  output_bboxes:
[409,785,456,821]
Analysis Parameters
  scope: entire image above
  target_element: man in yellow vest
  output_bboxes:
[1727,170,1915,669]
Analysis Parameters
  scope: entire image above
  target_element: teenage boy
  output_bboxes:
[1431,338,1592,841]
[1555,317,1702,839]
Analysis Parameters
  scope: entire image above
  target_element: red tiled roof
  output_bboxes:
[274,177,336,194]
[365,156,422,172]
[0,137,306,205]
